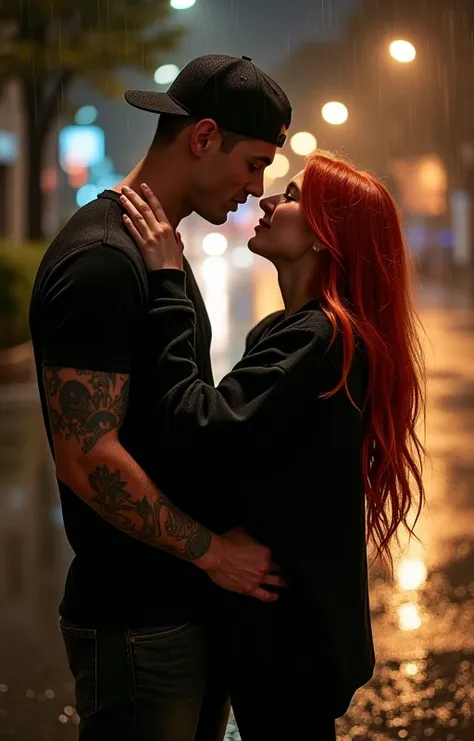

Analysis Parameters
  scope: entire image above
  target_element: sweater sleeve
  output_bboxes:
[146,268,331,453]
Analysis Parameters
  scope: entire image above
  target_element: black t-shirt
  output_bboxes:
[29,190,216,626]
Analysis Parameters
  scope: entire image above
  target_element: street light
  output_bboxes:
[321,101,348,126]
[170,0,196,8]
[290,131,317,156]
[154,64,180,85]
[389,40,416,63]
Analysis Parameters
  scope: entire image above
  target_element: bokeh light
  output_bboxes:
[398,602,422,631]
[40,168,59,193]
[170,0,196,8]
[396,558,428,591]
[290,131,317,156]
[76,184,101,208]
[0,130,19,163]
[75,105,98,126]
[265,153,290,181]
[389,39,416,63]
[68,165,89,189]
[59,126,105,171]
[154,64,180,85]
[321,101,349,125]
[231,246,254,268]
[202,232,228,256]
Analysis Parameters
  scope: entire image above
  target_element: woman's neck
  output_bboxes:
[276,262,315,317]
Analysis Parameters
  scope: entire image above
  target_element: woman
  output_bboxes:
[119,151,426,740]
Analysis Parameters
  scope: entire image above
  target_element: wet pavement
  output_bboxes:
[0,268,473,740]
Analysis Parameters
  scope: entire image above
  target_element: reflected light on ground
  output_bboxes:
[397,558,428,591]
[398,602,422,631]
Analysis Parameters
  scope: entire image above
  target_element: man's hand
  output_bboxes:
[196,527,288,602]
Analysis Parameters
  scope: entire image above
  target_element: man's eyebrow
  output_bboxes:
[254,155,273,166]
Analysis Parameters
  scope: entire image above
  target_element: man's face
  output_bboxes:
[190,137,278,225]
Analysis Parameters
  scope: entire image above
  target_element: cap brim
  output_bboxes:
[124,90,189,116]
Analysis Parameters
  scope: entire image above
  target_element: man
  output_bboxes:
[29,54,292,740]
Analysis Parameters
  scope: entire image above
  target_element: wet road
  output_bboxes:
[0,270,473,741]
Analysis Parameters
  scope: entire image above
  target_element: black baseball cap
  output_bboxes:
[125,54,291,148]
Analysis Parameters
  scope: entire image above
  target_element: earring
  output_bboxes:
[312,242,322,253]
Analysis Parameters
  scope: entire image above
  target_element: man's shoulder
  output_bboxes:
[40,196,147,291]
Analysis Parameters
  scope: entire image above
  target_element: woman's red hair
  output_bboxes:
[302,152,426,574]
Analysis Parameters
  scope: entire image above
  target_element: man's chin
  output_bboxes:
[203,210,229,226]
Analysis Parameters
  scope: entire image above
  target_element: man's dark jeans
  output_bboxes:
[59,617,230,741]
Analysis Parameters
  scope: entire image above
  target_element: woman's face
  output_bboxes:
[248,170,316,262]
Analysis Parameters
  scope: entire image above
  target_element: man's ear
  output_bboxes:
[189,118,220,158]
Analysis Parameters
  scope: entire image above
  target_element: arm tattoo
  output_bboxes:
[43,367,129,454]
[88,465,212,561]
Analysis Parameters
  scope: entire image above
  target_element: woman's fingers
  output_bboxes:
[120,185,157,231]
[119,193,150,239]
[260,573,289,588]
[122,214,145,248]
[140,183,169,224]
[249,587,280,603]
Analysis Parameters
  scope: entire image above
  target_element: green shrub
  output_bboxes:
[0,241,46,350]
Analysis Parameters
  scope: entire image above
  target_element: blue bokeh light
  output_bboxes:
[59,125,105,171]
[76,184,101,208]
[75,105,98,126]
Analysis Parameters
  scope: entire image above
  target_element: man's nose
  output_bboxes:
[246,172,265,199]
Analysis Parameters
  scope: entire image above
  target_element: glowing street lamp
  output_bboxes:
[389,40,416,63]
[154,64,180,85]
[170,0,196,8]
[321,101,348,126]
[290,131,317,156]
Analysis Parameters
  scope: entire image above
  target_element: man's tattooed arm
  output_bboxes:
[88,464,211,559]
[42,366,213,562]
[43,367,129,454]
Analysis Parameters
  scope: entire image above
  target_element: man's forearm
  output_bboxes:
[60,440,215,565]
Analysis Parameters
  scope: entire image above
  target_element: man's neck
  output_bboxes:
[114,149,191,230]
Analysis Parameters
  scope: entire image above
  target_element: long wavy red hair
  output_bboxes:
[302,152,426,574]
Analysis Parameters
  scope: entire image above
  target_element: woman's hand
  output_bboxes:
[120,183,184,271]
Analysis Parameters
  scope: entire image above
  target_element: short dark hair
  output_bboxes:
[151,113,249,153]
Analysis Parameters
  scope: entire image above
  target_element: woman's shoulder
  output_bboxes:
[268,302,335,344]
[244,310,285,354]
